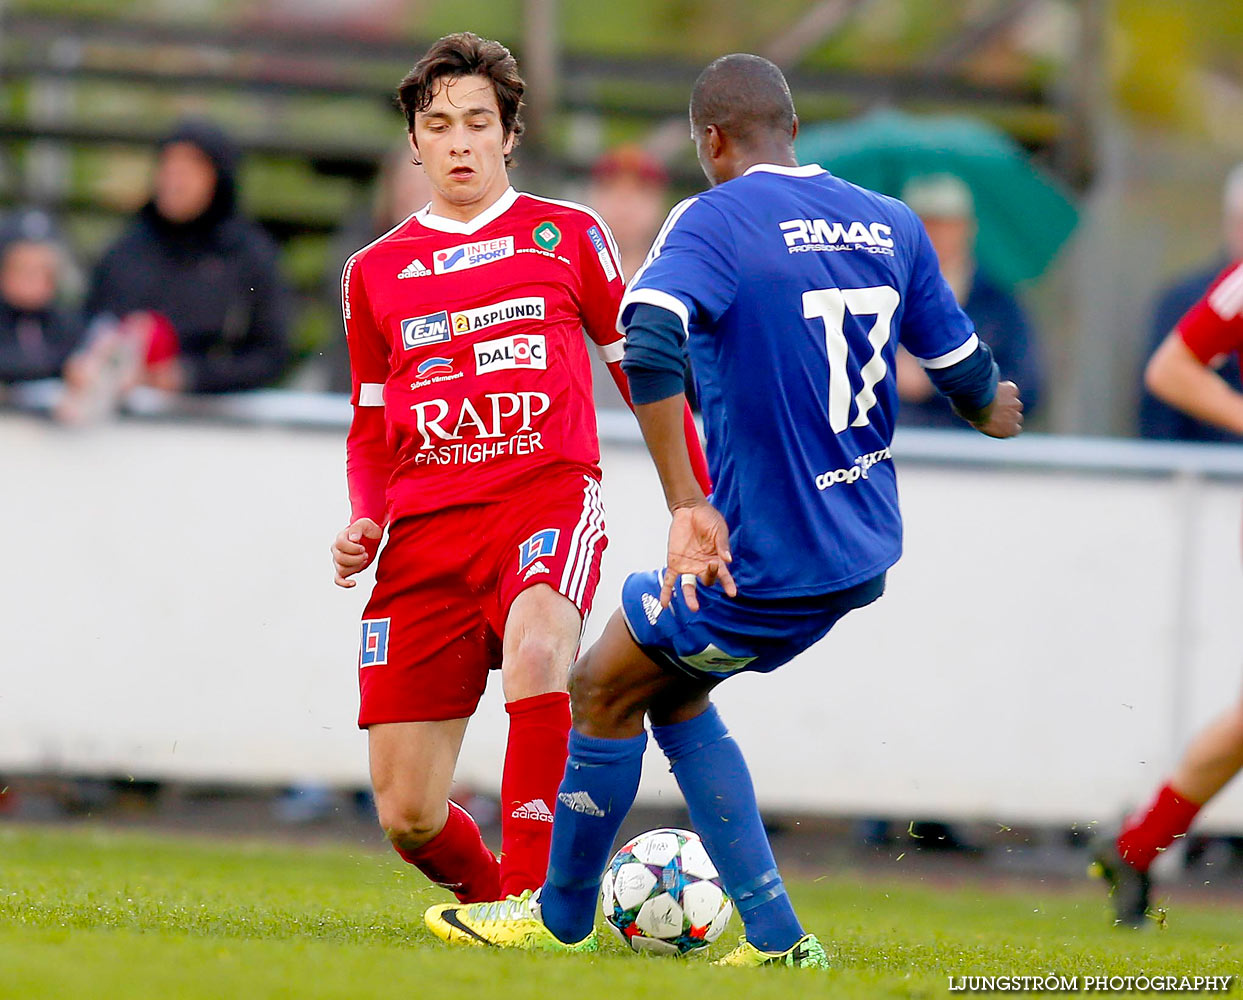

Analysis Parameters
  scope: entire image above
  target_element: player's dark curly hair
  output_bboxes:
[397,32,525,167]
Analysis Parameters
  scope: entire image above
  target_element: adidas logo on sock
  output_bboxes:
[641,593,663,625]
[397,258,431,279]
[558,790,605,817]
[511,798,554,822]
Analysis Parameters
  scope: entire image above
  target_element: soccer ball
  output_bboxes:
[600,827,733,955]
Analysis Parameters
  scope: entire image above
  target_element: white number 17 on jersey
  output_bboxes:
[802,285,900,433]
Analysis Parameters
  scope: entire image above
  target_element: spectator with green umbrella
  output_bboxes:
[893,173,1044,428]
[796,108,1079,287]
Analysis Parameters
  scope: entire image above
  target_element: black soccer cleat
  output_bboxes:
[1088,838,1152,928]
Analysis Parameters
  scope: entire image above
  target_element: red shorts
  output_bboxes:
[357,469,606,726]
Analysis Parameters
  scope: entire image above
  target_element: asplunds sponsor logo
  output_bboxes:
[401,311,452,349]
[434,236,515,274]
[452,296,545,335]
[779,218,895,256]
[474,334,547,375]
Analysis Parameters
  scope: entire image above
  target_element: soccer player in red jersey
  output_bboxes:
[329,33,708,904]
[1091,259,1243,925]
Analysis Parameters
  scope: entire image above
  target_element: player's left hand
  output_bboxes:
[970,380,1024,439]
[660,500,737,611]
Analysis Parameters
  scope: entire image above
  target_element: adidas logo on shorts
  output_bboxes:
[642,593,663,625]
[397,258,431,279]
[512,798,554,822]
[558,791,605,817]
[523,560,551,581]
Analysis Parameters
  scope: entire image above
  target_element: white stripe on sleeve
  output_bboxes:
[595,340,626,363]
[918,333,980,370]
[619,288,690,337]
[358,383,385,406]
[1208,264,1243,319]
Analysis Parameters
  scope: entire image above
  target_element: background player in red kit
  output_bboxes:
[330,33,707,904]
[1091,259,1243,926]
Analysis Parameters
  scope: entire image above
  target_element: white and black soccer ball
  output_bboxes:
[600,827,733,955]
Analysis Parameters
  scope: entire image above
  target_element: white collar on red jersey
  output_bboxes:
[742,163,827,178]
[414,186,520,235]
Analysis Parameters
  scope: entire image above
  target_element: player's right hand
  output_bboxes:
[971,380,1024,439]
[331,518,384,588]
[660,500,738,612]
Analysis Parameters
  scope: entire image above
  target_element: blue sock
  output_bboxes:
[540,729,646,943]
[651,705,804,953]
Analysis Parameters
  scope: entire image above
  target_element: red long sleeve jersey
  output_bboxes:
[1177,260,1243,364]
[342,188,629,524]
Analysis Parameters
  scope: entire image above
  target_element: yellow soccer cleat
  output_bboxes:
[424,889,598,952]
[714,933,829,969]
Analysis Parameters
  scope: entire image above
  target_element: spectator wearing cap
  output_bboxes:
[1138,164,1243,442]
[68,118,290,409]
[0,209,82,387]
[895,173,1044,428]
[585,145,670,281]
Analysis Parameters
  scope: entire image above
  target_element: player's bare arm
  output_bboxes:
[1146,331,1243,435]
[331,517,383,588]
[632,393,736,610]
[968,379,1024,438]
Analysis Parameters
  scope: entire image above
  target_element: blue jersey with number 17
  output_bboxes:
[619,163,977,597]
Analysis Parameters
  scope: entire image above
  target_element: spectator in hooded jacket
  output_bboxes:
[69,118,290,404]
[0,208,82,390]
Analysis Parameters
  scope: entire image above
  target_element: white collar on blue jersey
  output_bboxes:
[415,186,519,235]
[742,163,827,178]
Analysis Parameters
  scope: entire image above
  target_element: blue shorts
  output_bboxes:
[619,569,886,680]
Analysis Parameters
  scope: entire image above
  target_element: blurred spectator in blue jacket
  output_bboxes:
[1138,164,1243,443]
[894,173,1044,428]
[0,209,82,389]
[322,147,432,393]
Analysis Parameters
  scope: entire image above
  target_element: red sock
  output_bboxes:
[394,800,500,903]
[499,691,571,897]
[1116,783,1202,872]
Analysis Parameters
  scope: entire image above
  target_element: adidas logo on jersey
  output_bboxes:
[558,791,605,817]
[512,798,555,823]
[642,593,663,625]
[397,258,431,279]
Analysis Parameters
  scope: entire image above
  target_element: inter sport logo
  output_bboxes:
[779,218,895,255]
[474,334,547,375]
[400,311,452,350]
[434,236,515,274]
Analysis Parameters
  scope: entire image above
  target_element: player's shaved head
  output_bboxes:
[690,54,795,145]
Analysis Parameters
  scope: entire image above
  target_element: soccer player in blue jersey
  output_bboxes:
[424,53,1024,968]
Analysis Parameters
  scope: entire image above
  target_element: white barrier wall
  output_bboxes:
[1,410,1241,828]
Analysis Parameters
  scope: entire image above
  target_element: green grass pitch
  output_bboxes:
[1,826,1239,999]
